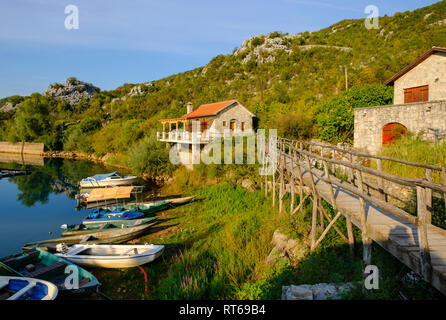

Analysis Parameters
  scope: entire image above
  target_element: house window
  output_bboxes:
[223,121,227,126]
[241,122,245,131]
[404,85,429,103]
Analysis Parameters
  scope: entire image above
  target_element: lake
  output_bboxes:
[0,157,143,257]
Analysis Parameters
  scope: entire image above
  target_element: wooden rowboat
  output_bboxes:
[55,244,165,269]
[23,221,159,250]
[131,195,198,207]
[0,248,100,292]
[0,276,58,300]
[62,216,157,237]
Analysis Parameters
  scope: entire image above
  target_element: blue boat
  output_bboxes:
[0,276,58,300]
[83,210,144,224]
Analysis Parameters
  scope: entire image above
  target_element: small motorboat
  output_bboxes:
[61,216,157,237]
[0,248,100,292]
[0,276,58,300]
[55,244,165,269]
[83,210,144,225]
[23,222,159,250]
[80,171,137,188]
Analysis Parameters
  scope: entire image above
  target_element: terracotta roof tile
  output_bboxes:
[181,100,236,119]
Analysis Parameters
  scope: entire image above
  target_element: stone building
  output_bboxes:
[157,100,256,165]
[354,47,446,154]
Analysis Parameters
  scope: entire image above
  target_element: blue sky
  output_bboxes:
[0,0,440,98]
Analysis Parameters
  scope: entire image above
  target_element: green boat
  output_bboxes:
[0,248,100,292]
[96,201,171,215]
[62,216,158,236]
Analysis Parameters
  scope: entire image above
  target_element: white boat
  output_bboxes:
[80,171,138,188]
[55,244,165,269]
[0,276,58,300]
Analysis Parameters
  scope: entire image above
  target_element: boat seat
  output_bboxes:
[0,279,9,290]
[67,247,88,256]
[7,282,36,300]
[123,247,138,255]
[25,261,67,279]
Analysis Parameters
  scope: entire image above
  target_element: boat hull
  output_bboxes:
[62,217,157,237]
[23,221,159,249]
[80,176,137,188]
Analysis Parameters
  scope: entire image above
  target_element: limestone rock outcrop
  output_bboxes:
[43,77,99,105]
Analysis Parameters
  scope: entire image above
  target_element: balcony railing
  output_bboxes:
[156,129,253,144]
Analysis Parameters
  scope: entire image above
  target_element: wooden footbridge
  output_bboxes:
[261,137,446,295]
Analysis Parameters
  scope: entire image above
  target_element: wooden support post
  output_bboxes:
[279,162,284,214]
[346,217,355,255]
[318,203,349,243]
[323,160,337,210]
[442,168,446,206]
[311,195,319,250]
[292,193,310,216]
[349,154,356,185]
[313,212,342,249]
[417,186,432,282]
[376,159,385,201]
[425,169,433,225]
[290,172,295,215]
[272,170,276,208]
[356,169,371,265]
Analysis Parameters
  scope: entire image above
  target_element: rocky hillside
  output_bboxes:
[42,77,100,105]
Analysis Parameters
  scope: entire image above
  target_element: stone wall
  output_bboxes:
[394,52,446,105]
[354,100,446,154]
[211,102,254,133]
[0,141,44,155]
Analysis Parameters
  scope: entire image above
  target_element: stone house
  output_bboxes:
[157,100,255,144]
[354,47,446,154]
[157,100,256,165]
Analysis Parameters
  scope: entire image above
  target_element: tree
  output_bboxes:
[316,84,393,144]
[13,93,51,142]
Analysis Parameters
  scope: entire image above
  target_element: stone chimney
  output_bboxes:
[187,102,193,114]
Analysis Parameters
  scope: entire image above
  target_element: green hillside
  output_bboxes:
[1,1,445,173]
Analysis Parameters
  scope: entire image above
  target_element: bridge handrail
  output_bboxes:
[279,137,446,172]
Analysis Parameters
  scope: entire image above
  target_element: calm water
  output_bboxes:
[0,158,137,257]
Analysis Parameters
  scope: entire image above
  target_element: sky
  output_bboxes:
[0,0,441,98]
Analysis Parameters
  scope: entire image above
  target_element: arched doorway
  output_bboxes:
[382,123,407,145]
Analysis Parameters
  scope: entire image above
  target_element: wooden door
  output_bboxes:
[382,123,407,145]
[404,85,428,103]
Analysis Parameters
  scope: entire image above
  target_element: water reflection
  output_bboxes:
[0,157,136,256]
[4,158,129,207]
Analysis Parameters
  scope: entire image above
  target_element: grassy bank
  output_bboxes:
[379,135,446,182]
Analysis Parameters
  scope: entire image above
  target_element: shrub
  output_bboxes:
[127,134,176,177]
[316,84,393,143]
[251,37,265,47]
